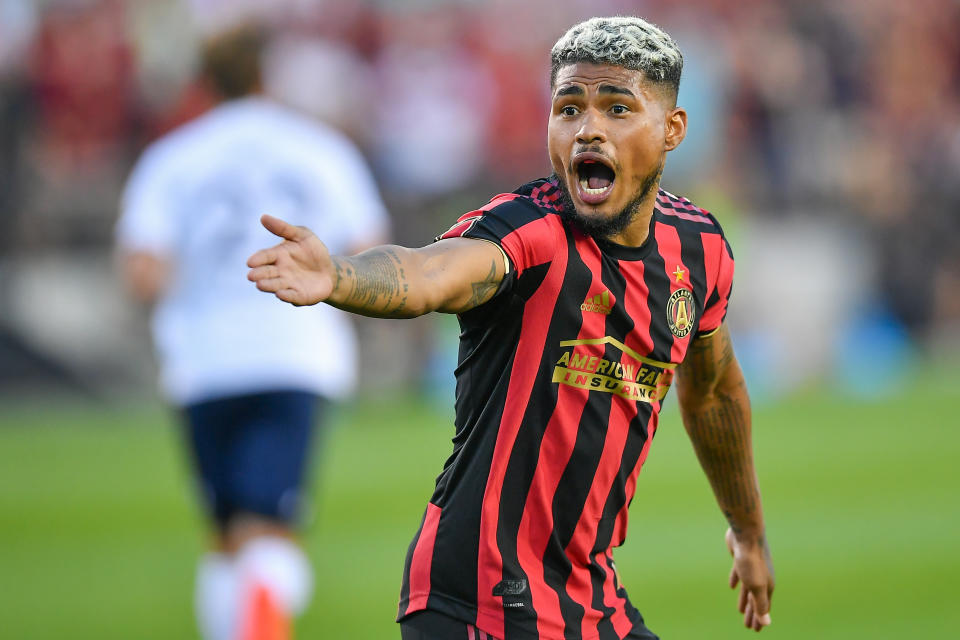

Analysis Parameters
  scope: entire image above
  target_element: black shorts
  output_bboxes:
[182,390,323,529]
[399,609,660,640]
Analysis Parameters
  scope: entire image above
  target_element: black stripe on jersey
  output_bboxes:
[677,222,710,339]
[497,229,593,640]
[547,244,630,639]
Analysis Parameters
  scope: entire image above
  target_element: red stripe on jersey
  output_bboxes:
[404,503,442,614]
[475,230,570,639]
[516,233,605,639]
[567,392,639,638]
[655,222,691,362]
[620,260,652,370]
[610,260,658,549]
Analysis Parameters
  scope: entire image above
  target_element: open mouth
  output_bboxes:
[574,156,616,204]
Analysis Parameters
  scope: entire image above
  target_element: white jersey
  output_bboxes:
[117,97,389,405]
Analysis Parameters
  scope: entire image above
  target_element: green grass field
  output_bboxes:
[1,371,958,639]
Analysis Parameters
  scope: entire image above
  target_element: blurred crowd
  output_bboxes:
[0,0,958,396]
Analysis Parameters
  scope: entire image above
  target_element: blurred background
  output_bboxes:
[0,0,958,638]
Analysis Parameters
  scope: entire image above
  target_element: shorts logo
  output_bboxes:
[581,290,613,315]
[666,288,695,338]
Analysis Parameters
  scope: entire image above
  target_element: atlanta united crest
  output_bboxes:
[666,289,695,338]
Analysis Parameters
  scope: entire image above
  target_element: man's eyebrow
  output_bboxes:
[555,85,585,98]
[599,84,635,98]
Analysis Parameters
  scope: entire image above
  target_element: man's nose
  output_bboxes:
[576,108,607,144]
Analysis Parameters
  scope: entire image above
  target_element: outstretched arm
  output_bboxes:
[675,324,775,632]
[246,214,507,318]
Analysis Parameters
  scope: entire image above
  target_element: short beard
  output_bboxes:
[553,162,663,241]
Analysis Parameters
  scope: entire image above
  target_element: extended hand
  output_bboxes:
[247,214,335,306]
[725,527,775,632]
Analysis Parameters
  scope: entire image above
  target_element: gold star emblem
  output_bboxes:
[673,265,685,283]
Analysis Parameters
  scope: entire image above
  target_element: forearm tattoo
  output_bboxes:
[334,248,409,315]
[686,396,756,511]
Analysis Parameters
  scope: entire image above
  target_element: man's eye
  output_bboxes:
[561,106,579,116]
[611,105,629,115]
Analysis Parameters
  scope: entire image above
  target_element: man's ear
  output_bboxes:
[664,107,687,151]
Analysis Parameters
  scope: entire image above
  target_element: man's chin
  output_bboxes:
[553,174,637,239]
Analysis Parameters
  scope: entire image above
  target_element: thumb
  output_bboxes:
[261,214,308,242]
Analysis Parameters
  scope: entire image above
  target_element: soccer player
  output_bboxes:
[248,16,774,640]
[115,25,389,640]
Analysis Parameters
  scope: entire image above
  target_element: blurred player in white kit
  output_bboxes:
[115,24,389,640]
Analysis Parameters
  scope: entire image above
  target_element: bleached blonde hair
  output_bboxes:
[550,16,683,97]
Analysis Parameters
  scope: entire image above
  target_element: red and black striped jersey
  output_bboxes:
[398,177,734,640]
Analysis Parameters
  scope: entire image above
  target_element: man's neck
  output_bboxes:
[605,191,657,247]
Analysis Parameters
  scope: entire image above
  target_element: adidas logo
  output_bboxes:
[581,290,613,315]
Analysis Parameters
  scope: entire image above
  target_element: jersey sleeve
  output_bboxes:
[697,231,735,336]
[436,194,558,276]
[115,145,178,256]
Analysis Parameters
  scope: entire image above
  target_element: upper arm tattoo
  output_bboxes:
[455,258,501,313]
[680,325,735,391]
